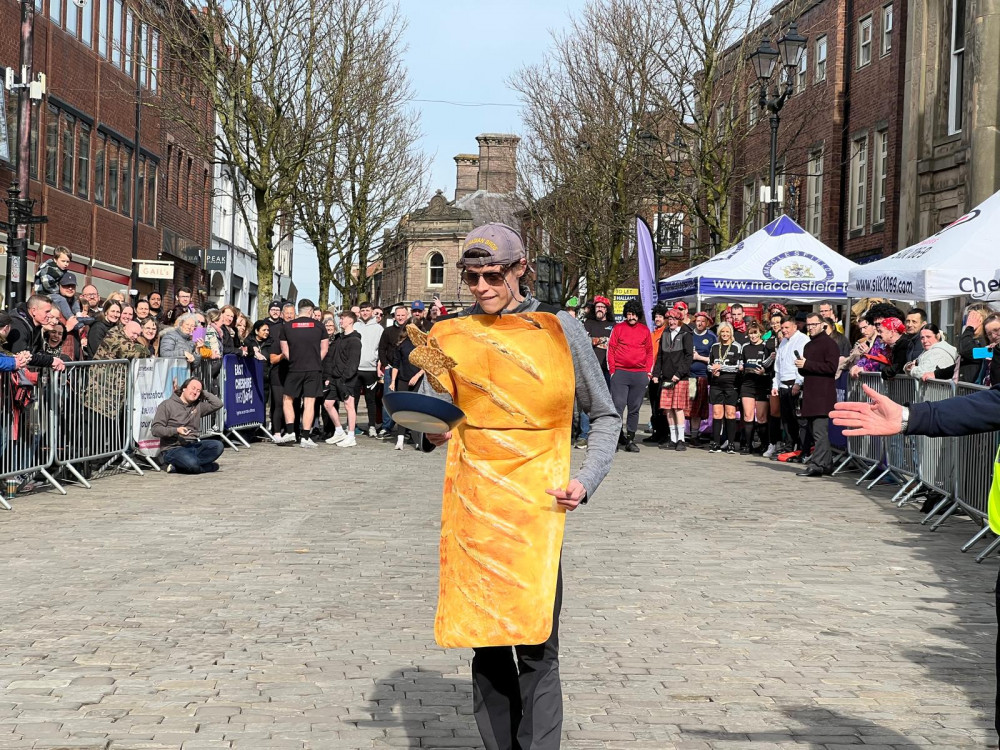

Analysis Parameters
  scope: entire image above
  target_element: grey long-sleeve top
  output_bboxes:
[417,296,620,502]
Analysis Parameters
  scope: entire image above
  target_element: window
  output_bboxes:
[743,181,755,231]
[797,47,808,91]
[949,0,966,133]
[2,84,14,164]
[94,133,105,205]
[138,23,148,85]
[662,213,685,254]
[146,163,156,224]
[873,130,888,224]
[428,252,444,286]
[49,0,61,26]
[815,36,828,81]
[165,144,173,202]
[849,135,868,231]
[45,105,58,186]
[111,0,122,66]
[107,140,119,211]
[81,0,92,47]
[186,156,193,211]
[748,89,758,126]
[882,4,893,55]
[806,149,823,237]
[150,29,159,91]
[29,115,38,179]
[97,0,108,56]
[77,123,90,198]
[858,16,873,67]
[66,0,78,37]
[60,113,75,192]
[121,145,132,216]
[136,155,145,221]
[125,11,134,75]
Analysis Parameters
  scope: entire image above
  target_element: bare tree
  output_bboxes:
[295,0,428,309]
[512,0,666,297]
[150,0,330,316]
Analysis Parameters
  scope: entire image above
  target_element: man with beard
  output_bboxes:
[643,304,669,445]
[147,292,163,321]
[607,298,654,453]
[410,300,433,333]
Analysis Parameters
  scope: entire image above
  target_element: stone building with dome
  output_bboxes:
[374,134,522,310]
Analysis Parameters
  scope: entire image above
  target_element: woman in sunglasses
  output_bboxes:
[417,223,619,750]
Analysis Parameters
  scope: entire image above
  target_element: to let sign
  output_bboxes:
[137,261,175,280]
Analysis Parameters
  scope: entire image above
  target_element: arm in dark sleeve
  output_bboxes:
[678,332,693,379]
[907,386,1000,437]
[347,337,362,377]
[800,342,838,376]
[957,326,979,361]
[378,329,392,369]
[651,336,664,380]
[150,401,177,438]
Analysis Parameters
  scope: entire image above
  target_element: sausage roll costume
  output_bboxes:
[412,302,619,648]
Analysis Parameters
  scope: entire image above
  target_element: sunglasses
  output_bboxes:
[461,267,511,287]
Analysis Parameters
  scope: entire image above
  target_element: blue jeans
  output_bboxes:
[162,439,225,474]
[381,369,396,433]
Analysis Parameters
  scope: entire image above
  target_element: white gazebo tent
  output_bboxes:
[848,189,1000,302]
[658,215,858,308]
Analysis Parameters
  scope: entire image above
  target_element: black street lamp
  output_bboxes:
[749,22,807,223]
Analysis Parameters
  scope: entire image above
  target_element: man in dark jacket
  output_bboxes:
[651,308,694,450]
[8,296,66,371]
[831,380,1000,749]
[164,287,195,326]
[323,311,362,447]
[794,312,840,477]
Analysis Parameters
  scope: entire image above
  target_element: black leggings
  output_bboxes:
[610,370,648,433]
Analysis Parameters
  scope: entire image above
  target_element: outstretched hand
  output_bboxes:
[829,384,904,436]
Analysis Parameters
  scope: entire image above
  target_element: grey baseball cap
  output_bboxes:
[459,223,525,267]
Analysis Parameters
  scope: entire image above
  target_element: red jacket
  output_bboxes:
[607,321,654,374]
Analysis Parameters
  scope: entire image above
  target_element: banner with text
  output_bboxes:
[222,354,265,430]
[131,358,192,456]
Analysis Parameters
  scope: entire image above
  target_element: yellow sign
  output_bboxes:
[612,288,639,322]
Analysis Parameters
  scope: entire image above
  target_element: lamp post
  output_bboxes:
[748,22,807,224]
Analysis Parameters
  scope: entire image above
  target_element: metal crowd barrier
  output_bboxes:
[195,359,239,451]
[840,373,1000,562]
[0,368,64,506]
[53,359,144,488]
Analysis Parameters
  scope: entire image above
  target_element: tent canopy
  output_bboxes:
[847,189,1000,302]
[658,215,858,303]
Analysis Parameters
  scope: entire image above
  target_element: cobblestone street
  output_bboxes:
[0,430,996,749]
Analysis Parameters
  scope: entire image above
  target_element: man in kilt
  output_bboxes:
[652,308,694,450]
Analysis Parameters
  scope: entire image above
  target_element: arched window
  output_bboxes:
[428,252,444,286]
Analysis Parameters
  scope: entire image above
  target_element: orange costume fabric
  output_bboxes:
[418,312,575,649]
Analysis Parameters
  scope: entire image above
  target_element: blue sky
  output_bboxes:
[293,0,586,303]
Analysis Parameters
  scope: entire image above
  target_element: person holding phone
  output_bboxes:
[958,303,996,383]
[150,377,224,473]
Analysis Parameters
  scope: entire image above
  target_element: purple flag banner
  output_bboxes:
[636,216,656,329]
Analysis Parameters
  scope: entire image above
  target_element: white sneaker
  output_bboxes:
[273,432,295,444]
[762,443,777,458]
[300,437,318,448]
[395,435,405,450]
[325,430,347,445]
[336,435,357,448]
[368,426,378,438]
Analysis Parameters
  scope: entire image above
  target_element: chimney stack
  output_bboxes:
[454,154,480,201]
[476,134,519,194]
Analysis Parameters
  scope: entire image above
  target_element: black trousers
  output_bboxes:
[472,568,563,750]
[806,416,832,471]
[647,380,666,437]
[778,386,806,450]
[610,371,648,434]
[269,379,285,435]
[355,370,378,430]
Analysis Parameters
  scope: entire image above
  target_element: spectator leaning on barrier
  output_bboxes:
[958,303,995,383]
[85,322,149,423]
[0,314,34,372]
[159,313,203,365]
[141,319,160,356]
[904,324,958,381]
[8,295,66,372]
[84,299,123,360]
[151,377,225,474]
[794,312,840,477]
[877,317,913,380]
[830,379,1000,749]
[354,301,383,438]
[904,307,927,361]
[985,314,1000,387]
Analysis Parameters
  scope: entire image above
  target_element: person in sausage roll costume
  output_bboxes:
[411,223,619,750]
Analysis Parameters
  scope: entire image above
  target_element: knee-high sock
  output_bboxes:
[768,416,781,445]
[712,418,723,444]
[757,422,769,450]
[725,418,737,446]
[743,420,755,448]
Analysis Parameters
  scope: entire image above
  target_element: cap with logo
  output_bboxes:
[60,271,78,287]
[268,300,282,311]
[458,223,525,267]
[411,300,425,311]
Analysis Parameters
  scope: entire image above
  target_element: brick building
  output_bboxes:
[0,0,213,302]
[726,0,906,263]
[375,133,521,310]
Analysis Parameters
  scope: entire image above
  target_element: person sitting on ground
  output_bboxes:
[32,247,71,296]
[159,313,203,365]
[150,377,225,474]
[323,310,363,447]
[905,323,958,381]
